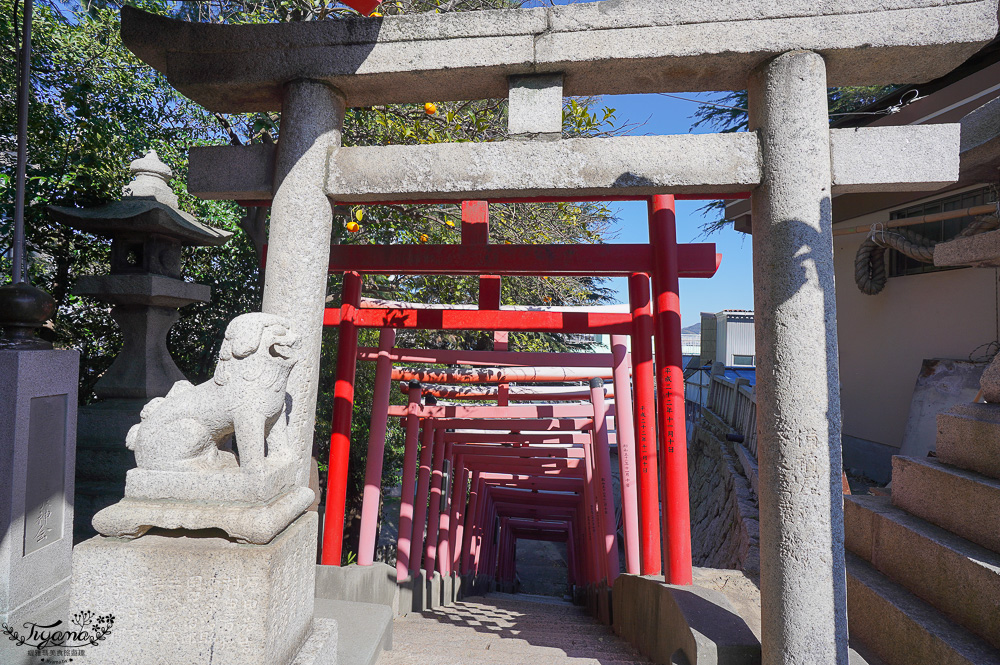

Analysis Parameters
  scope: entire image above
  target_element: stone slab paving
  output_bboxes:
[377,593,651,665]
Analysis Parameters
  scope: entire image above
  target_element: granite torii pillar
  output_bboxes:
[749,50,848,665]
[263,80,346,488]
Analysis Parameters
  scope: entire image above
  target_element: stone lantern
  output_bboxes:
[48,151,231,540]
[49,151,232,399]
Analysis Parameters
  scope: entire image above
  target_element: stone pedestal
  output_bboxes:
[0,349,79,626]
[71,511,334,665]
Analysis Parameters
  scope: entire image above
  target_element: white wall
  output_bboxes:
[834,194,999,450]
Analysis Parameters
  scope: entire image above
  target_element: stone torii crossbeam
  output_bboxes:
[119,1,999,664]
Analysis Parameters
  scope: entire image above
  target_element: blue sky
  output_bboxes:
[595,94,754,329]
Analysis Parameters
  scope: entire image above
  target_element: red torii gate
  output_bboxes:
[319,194,718,585]
[385,382,619,587]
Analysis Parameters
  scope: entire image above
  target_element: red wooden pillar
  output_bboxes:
[357,328,396,566]
[464,200,510,406]
[648,195,693,585]
[610,334,640,574]
[566,522,578,587]
[461,469,482,575]
[580,429,604,583]
[424,428,447,575]
[483,493,497,578]
[469,475,488,574]
[629,272,662,575]
[321,271,362,566]
[395,384,423,581]
[463,201,502,314]
[589,378,620,584]
[450,465,469,573]
[498,518,511,585]
[436,441,454,575]
[410,420,435,576]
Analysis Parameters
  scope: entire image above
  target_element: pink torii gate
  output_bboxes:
[385,391,619,586]
[319,195,719,585]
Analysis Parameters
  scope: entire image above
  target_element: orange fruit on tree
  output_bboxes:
[346,221,360,233]
[419,233,429,243]
[424,102,437,115]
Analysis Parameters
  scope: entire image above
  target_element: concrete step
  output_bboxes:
[936,403,1000,479]
[845,494,1000,649]
[846,552,1000,665]
[890,456,1000,553]
[315,599,393,665]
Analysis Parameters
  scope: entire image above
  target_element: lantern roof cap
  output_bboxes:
[48,150,232,247]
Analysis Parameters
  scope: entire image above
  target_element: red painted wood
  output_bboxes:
[358,328,396,566]
[424,429,447,575]
[451,444,586,458]
[324,307,634,335]
[629,273,662,575]
[358,347,615,367]
[409,422,435,576]
[321,271,362,566]
[649,195,693,586]
[340,0,382,15]
[326,243,720,277]
[391,365,613,384]
[395,387,423,581]
[441,432,601,445]
[385,403,614,419]
[426,417,594,430]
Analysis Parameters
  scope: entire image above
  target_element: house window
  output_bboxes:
[887,187,997,278]
[732,354,754,365]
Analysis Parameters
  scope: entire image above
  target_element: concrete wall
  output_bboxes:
[833,186,998,456]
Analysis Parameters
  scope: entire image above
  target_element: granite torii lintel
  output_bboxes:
[119,0,997,111]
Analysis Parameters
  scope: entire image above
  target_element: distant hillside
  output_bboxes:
[682,323,701,334]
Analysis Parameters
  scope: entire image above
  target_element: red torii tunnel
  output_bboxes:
[316,195,719,587]
[384,380,622,591]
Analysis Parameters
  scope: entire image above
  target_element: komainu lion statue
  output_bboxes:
[126,313,300,472]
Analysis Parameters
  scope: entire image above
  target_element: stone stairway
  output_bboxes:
[845,402,1000,665]
[376,593,651,665]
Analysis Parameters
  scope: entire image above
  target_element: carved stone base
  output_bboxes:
[124,458,299,503]
[92,486,314,544]
[71,512,331,665]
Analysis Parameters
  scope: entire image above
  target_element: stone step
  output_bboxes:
[936,403,1000,479]
[891,456,1000,553]
[845,494,1000,649]
[315,599,393,665]
[379,596,651,665]
[846,552,1000,665]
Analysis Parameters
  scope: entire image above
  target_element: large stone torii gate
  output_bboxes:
[120,1,998,663]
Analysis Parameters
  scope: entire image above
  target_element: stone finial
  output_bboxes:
[123,150,179,209]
